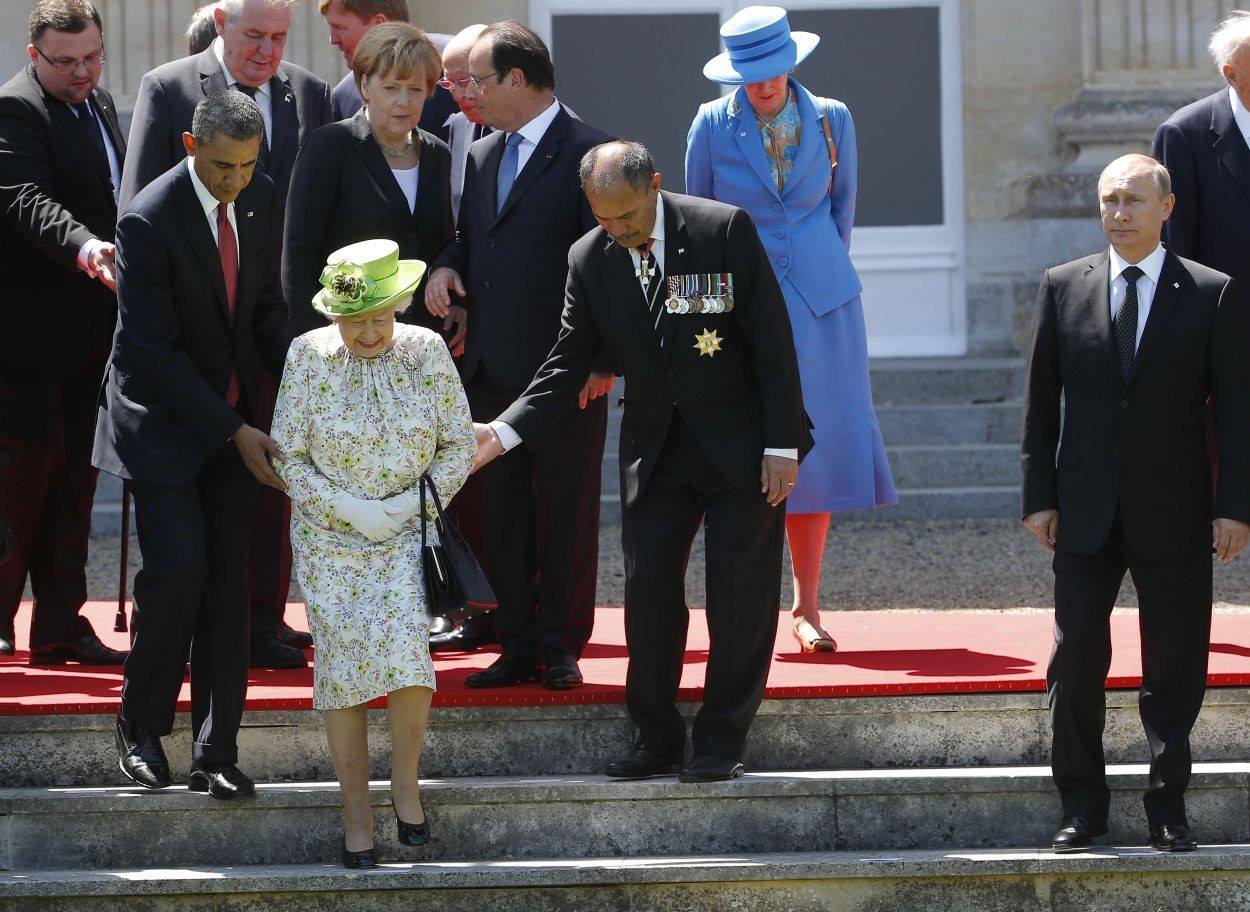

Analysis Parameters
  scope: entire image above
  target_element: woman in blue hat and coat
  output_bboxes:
[686,6,896,653]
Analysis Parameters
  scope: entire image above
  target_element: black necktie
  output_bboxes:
[72,99,107,163]
[234,85,271,173]
[1115,264,1144,380]
[636,242,665,346]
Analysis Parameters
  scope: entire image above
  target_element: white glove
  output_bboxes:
[381,490,422,526]
[332,493,402,543]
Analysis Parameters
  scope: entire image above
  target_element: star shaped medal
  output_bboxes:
[693,328,723,357]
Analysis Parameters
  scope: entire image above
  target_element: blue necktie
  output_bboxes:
[72,100,107,162]
[496,132,523,215]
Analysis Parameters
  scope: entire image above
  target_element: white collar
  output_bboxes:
[649,192,665,244]
[186,156,228,220]
[1108,242,1166,284]
[1230,86,1250,141]
[510,97,561,146]
[213,36,270,96]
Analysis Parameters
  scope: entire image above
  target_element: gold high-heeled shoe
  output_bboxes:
[792,618,837,653]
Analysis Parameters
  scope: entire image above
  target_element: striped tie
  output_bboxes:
[636,241,665,347]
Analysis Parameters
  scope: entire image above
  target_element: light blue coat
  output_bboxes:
[685,81,896,513]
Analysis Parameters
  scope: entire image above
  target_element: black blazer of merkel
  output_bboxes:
[284,112,453,338]
[499,191,809,506]
[435,104,613,390]
[1151,88,1250,293]
[1021,248,1250,559]
[93,162,287,486]
[0,66,126,378]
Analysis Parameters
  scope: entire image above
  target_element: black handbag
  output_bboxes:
[419,474,496,627]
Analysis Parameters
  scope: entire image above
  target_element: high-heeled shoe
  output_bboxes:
[792,618,837,653]
[341,836,378,869]
[396,809,431,847]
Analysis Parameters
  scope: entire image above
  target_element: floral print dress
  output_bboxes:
[270,324,475,710]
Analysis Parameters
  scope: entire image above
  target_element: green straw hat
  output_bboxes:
[312,239,426,319]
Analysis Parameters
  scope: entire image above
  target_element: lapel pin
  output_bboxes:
[678,248,685,254]
[285,93,293,103]
[1173,282,1180,288]
[246,211,254,217]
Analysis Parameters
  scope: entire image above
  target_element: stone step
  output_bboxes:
[869,357,1024,406]
[875,401,1022,446]
[5,846,1250,912]
[7,690,1248,789]
[887,444,1019,489]
[4,763,1249,870]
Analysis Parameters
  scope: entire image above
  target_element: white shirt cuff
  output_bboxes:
[77,237,105,274]
[490,420,522,452]
[763,448,798,460]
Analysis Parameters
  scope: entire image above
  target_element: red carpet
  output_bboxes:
[5,601,1250,715]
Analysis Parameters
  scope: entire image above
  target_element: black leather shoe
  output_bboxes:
[341,837,378,869]
[1149,822,1198,852]
[429,615,496,653]
[679,755,745,783]
[188,763,255,800]
[1051,816,1108,853]
[544,650,583,690]
[0,632,13,656]
[115,717,171,789]
[396,810,431,847]
[30,633,127,665]
[605,742,682,779]
[249,632,308,669]
[275,622,313,650]
[465,652,542,688]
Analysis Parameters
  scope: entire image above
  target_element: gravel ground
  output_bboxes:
[52,518,1250,611]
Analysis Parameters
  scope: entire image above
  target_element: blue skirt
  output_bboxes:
[783,282,897,514]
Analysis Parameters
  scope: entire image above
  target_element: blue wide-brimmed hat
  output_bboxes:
[702,6,819,85]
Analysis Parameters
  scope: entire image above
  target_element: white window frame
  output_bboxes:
[531,0,966,357]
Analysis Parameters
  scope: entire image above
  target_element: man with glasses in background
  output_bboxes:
[425,22,614,689]
[0,0,127,665]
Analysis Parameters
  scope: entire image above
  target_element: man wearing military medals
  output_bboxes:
[473,141,809,783]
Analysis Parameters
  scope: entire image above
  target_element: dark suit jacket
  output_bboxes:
[435,104,613,389]
[118,46,332,258]
[93,162,287,486]
[284,113,453,338]
[0,66,125,378]
[1151,89,1250,293]
[331,73,457,145]
[499,191,809,506]
[1021,248,1250,559]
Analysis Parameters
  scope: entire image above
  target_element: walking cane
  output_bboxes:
[114,481,131,633]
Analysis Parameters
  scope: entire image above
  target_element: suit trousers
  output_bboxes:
[0,368,102,647]
[246,368,292,637]
[1049,511,1212,825]
[465,367,605,657]
[622,411,785,762]
[122,443,257,764]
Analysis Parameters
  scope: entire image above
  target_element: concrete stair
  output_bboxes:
[86,357,1025,535]
[3,691,1248,909]
[7,847,1250,912]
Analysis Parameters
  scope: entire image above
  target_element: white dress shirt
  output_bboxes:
[1230,86,1250,153]
[491,192,797,461]
[186,156,239,259]
[498,97,562,186]
[73,97,123,275]
[1108,242,1167,348]
[391,165,419,212]
[214,36,273,143]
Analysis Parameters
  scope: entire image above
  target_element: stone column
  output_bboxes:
[1031,0,1246,214]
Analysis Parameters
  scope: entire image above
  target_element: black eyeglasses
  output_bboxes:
[35,45,107,72]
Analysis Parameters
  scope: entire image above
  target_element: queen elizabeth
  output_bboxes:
[270,239,475,868]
